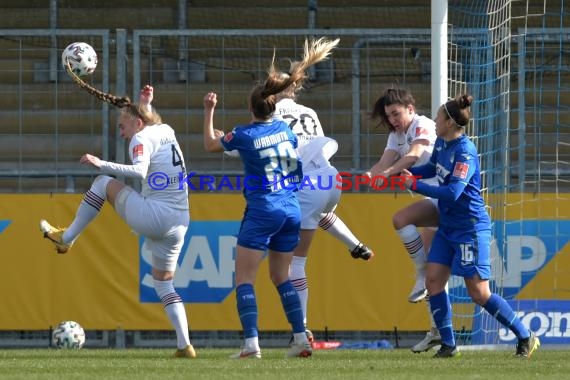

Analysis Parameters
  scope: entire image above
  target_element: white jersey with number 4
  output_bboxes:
[100,123,189,211]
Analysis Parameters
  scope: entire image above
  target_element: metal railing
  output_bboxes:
[0,28,567,193]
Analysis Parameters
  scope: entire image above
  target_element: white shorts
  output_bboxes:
[115,187,189,272]
[297,165,341,229]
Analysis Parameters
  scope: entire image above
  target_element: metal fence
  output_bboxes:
[0,28,568,193]
[0,28,435,193]
[0,29,111,192]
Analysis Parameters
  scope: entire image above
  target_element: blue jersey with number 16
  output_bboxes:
[221,120,303,203]
[410,135,490,233]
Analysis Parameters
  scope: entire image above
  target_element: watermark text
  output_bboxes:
[147,171,421,192]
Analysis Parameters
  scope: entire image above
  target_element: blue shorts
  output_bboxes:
[237,195,301,252]
[428,228,492,279]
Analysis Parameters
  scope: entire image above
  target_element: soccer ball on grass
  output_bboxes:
[61,42,98,77]
[52,320,86,349]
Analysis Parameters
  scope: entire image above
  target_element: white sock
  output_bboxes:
[319,212,360,251]
[293,331,309,344]
[289,256,308,326]
[154,279,191,349]
[396,225,426,273]
[63,175,111,244]
[245,336,260,351]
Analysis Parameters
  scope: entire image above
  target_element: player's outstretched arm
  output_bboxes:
[203,92,224,153]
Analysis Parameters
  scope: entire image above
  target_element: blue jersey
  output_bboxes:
[221,119,302,204]
[410,135,490,232]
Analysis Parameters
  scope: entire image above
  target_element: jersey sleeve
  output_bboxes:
[99,134,150,178]
[449,146,477,185]
[129,134,152,164]
[414,180,466,201]
[220,129,239,151]
[409,161,436,179]
[413,143,476,201]
[385,132,399,151]
[99,160,147,178]
[410,117,435,144]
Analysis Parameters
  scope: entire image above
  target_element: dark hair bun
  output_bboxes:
[457,94,474,109]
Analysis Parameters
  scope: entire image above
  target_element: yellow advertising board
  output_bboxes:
[0,193,568,332]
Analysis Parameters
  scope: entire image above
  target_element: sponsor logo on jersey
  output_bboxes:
[435,162,451,182]
[453,162,469,179]
[223,132,234,142]
[132,144,144,157]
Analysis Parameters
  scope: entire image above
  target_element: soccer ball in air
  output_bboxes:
[52,320,86,349]
[61,42,98,76]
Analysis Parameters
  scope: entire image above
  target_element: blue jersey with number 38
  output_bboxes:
[221,120,302,203]
[410,135,491,233]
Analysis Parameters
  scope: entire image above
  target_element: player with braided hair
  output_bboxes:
[40,65,196,359]
[203,43,317,359]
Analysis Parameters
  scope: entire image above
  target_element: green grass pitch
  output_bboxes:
[0,348,567,380]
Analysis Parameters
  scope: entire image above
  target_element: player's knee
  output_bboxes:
[269,269,289,287]
[318,212,336,228]
[392,212,406,229]
[425,275,446,295]
[92,175,113,196]
[153,278,175,299]
[466,287,490,306]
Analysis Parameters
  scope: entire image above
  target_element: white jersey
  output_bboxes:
[274,98,337,172]
[274,98,341,228]
[99,123,189,211]
[385,114,437,185]
[223,98,326,160]
[274,98,325,148]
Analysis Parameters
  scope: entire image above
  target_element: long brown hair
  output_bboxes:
[370,87,416,132]
[64,61,162,125]
[250,37,340,119]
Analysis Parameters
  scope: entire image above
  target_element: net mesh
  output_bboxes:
[447,0,570,345]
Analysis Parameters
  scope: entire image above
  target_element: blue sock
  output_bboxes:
[236,283,258,338]
[430,290,455,347]
[483,294,529,340]
[277,280,305,334]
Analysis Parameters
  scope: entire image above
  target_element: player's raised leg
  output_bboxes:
[393,199,439,303]
[319,212,374,261]
[40,175,118,253]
